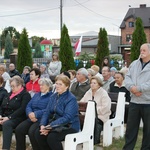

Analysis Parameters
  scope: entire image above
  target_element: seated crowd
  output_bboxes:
[0,55,130,150]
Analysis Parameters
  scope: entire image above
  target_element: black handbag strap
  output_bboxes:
[88,99,98,119]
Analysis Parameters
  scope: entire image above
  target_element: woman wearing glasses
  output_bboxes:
[0,76,31,150]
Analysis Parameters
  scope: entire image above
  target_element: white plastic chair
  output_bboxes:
[64,100,95,150]
[103,92,125,147]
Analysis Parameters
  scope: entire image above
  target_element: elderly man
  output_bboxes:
[70,68,90,101]
[123,43,150,150]
[8,63,20,77]
[102,66,114,92]
[32,63,39,69]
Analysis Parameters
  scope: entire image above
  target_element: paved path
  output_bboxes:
[76,144,103,150]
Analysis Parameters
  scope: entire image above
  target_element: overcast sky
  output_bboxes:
[0,0,149,39]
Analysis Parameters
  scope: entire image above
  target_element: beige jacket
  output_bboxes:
[80,87,111,123]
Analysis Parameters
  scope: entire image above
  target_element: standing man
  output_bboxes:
[123,43,150,150]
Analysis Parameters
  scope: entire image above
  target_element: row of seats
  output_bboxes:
[64,92,126,149]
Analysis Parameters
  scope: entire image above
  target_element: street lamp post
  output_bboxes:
[60,0,63,37]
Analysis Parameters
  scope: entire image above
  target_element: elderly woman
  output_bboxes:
[0,65,10,82]
[40,64,49,79]
[15,78,53,150]
[21,66,31,84]
[91,65,103,81]
[34,75,80,150]
[48,53,62,83]
[0,76,31,150]
[26,68,41,97]
[87,68,96,80]
[80,76,111,143]
[68,70,77,88]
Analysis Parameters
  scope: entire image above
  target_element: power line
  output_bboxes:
[73,0,120,26]
[0,7,59,18]
[0,0,90,18]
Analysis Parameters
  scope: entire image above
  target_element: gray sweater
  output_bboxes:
[48,61,62,76]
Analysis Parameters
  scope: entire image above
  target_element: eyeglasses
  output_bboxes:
[10,85,18,89]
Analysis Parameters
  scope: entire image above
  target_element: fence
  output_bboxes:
[0,58,96,71]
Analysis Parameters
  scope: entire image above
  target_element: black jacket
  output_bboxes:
[109,81,131,102]
[0,88,31,120]
[9,69,21,78]
[0,87,8,106]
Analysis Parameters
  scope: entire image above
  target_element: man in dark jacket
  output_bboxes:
[8,63,20,77]
[70,68,90,101]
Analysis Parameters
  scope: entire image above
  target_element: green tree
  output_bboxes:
[17,28,32,73]
[31,36,45,48]
[1,26,20,48]
[130,17,147,62]
[4,33,14,59]
[33,42,43,58]
[59,24,75,71]
[95,28,109,69]
[85,61,92,69]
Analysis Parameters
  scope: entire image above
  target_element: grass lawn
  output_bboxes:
[103,128,143,150]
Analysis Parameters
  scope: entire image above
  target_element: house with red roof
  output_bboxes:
[40,39,53,58]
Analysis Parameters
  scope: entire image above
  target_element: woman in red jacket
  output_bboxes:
[26,68,41,97]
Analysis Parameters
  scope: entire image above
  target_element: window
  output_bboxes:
[126,34,132,42]
[129,22,134,27]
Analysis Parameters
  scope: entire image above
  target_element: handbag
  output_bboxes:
[93,101,103,145]
[44,124,71,133]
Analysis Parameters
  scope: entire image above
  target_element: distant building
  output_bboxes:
[120,4,150,65]
[40,39,53,59]
[69,31,120,56]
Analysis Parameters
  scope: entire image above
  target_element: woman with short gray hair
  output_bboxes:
[15,77,53,150]
[0,76,31,150]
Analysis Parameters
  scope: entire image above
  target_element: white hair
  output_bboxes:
[78,68,88,78]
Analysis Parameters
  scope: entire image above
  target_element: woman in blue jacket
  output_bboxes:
[34,75,80,150]
[15,78,53,150]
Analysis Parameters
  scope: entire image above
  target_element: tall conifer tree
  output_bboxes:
[33,41,43,58]
[4,33,14,59]
[17,28,32,73]
[130,17,147,62]
[95,28,109,70]
[59,24,75,71]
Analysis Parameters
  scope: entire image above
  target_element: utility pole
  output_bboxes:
[60,0,63,38]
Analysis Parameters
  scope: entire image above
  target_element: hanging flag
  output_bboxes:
[129,39,132,44]
[74,36,82,56]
